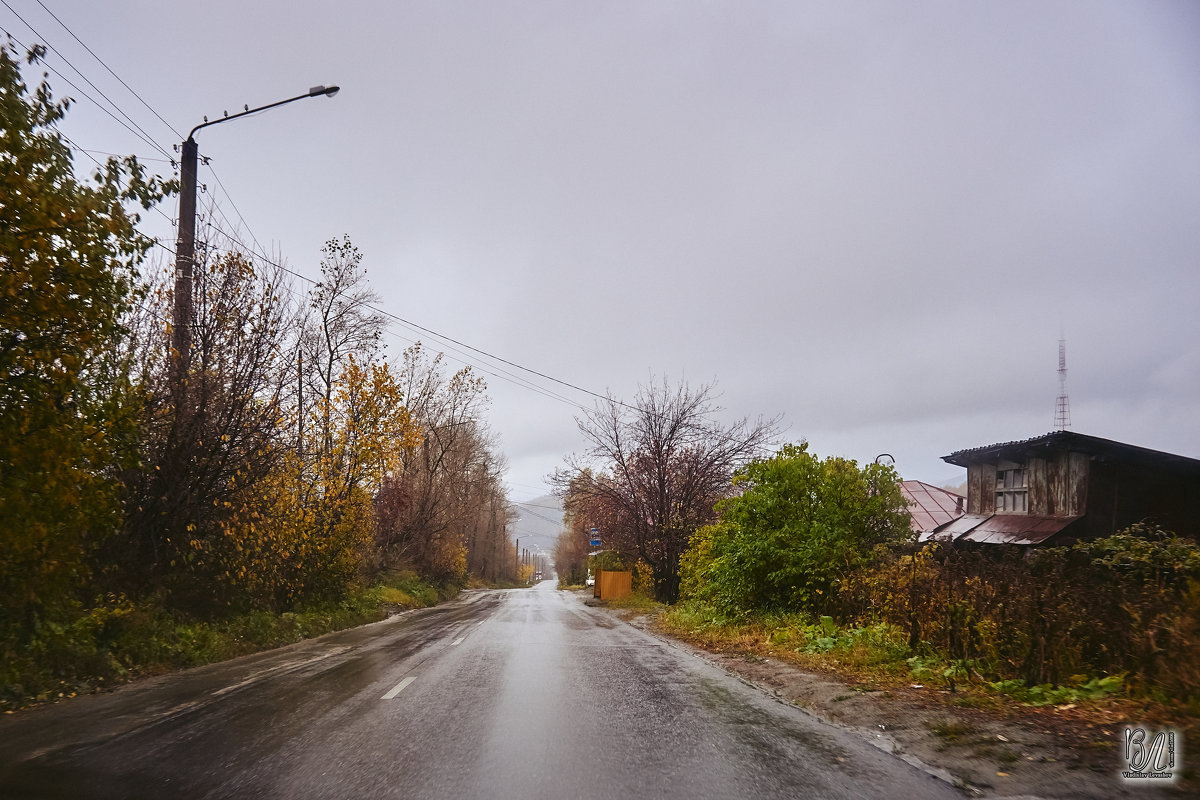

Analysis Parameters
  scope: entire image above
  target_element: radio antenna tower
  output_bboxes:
[1053,338,1071,429]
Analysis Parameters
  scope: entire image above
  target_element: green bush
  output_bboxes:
[681,443,911,618]
[987,674,1125,706]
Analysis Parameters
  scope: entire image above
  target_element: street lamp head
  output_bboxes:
[309,84,340,98]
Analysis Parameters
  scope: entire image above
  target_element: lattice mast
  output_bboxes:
[1054,339,1071,429]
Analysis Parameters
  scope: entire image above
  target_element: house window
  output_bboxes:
[995,467,1028,513]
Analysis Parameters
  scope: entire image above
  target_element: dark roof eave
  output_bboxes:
[941,430,1200,473]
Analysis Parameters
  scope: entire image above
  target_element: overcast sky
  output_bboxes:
[10,1,1199,501]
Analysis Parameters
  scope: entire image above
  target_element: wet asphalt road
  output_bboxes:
[0,582,962,799]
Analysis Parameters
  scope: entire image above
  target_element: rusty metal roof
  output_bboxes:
[942,430,1200,473]
[922,513,988,543]
[958,514,1081,545]
[901,480,965,535]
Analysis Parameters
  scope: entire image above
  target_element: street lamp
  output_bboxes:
[172,85,340,383]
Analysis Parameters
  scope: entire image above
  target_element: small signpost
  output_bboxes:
[588,527,602,548]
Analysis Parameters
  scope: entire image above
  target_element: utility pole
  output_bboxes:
[487,500,497,582]
[171,136,198,391]
[171,85,339,399]
[297,349,304,458]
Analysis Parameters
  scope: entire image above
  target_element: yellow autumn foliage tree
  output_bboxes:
[0,44,171,652]
[221,355,422,609]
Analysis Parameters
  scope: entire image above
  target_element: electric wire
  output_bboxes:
[79,149,173,163]
[513,500,563,511]
[8,4,186,240]
[0,10,172,160]
[195,215,582,415]
[515,506,561,525]
[49,125,179,232]
[200,219,596,412]
[167,156,624,413]
[0,23,181,232]
[199,227,624,412]
[7,6,782,469]
[41,125,177,239]
[34,0,183,141]
[511,528,557,539]
[203,160,268,262]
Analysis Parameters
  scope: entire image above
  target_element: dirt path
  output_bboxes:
[606,605,1190,799]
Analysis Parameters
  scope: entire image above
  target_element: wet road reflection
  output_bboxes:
[0,583,961,799]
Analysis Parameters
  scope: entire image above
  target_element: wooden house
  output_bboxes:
[936,431,1200,545]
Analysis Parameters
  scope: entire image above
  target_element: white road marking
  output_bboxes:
[450,637,464,646]
[381,676,416,700]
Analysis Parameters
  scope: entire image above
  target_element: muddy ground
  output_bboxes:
[597,602,1192,799]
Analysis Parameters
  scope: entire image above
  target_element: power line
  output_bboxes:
[507,481,553,495]
[50,128,104,170]
[375,291,628,411]
[46,126,178,239]
[54,131,180,232]
[203,160,268,261]
[147,161,616,413]
[513,500,563,511]
[0,7,172,160]
[511,527,558,538]
[211,229,623,410]
[200,219,599,412]
[516,506,561,525]
[34,0,182,141]
[198,219,588,413]
[172,209,780,462]
[79,148,172,163]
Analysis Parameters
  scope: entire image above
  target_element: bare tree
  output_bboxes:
[554,377,779,603]
[302,235,385,460]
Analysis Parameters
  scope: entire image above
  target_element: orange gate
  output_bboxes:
[593,569,632,601]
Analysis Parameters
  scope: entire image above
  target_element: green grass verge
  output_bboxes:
[660,601,1149,711]
[603,592,663,612]
[1,571,457,711]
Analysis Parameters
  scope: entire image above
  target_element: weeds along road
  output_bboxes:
[0,582,961,800]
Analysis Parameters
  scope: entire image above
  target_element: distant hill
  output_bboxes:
[509,494,563,563]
